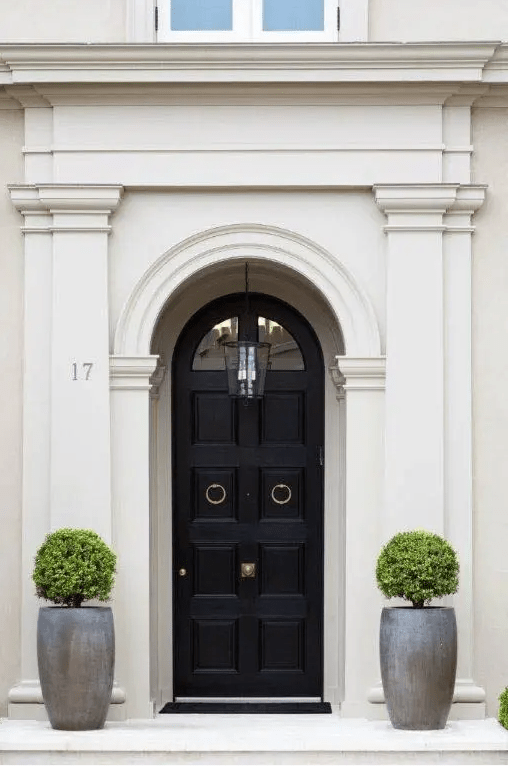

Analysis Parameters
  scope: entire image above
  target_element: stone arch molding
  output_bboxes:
[113,223,381,357]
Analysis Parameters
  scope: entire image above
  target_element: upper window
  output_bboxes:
[157,0,338,42]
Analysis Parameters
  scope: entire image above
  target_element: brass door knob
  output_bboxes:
[179,568,187,577]
[241,562,256,578]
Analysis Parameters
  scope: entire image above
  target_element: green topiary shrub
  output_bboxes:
[376,529,459,609]
[499,688,508,729]
[33,528,116,608]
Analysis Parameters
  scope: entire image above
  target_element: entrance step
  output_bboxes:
[1,715,508,764]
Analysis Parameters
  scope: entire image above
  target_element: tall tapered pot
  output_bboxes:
[380,606,457,730]
[37,606,114,730]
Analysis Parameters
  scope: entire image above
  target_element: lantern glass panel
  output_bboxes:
[224,341,271,399]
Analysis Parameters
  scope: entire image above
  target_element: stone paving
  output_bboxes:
[1,715,508,764]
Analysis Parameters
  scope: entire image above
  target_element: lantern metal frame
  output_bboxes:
[223,263,271,401]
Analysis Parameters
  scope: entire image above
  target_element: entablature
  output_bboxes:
[0,41,502,88]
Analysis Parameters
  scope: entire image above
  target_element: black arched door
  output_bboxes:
[172,293,324,699]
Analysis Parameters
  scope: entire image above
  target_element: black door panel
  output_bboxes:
[173,294,324,699]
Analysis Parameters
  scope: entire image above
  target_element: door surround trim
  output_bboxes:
[113,223,381,359]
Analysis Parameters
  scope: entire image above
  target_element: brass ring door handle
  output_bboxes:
[271,483,292,505]
[205,483,227,505]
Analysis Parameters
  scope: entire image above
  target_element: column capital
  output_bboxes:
[110,356,159,391]
[374,184,458,232]
[445,185,487,233]
[9,184,124,233]
[333,356,386,391]
[373,184,487,233]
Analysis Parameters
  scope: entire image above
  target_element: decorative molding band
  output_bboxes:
[0,42,499,86]
[110,355,160,391]
[23,144,449,155]
[383,225,447,233]
[9,185,124,231]
[334,356,386,391]
[8,680,126,705]
[368,679,485,705]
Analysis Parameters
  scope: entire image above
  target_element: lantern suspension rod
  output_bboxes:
[244,262,249,316]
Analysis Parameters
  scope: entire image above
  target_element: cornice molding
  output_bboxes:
[484,42,508,82]
[110,356,160,391]
[0,42,500,86]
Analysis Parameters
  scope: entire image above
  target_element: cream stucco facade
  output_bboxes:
[1,0,508,725]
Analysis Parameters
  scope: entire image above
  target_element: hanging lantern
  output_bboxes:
[223,263,271,401]
[224,340,271,400]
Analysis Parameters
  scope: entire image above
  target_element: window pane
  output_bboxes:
[171,0,233,31]
[193,318,238,370]
[262,0,324,31]
[258,317,305,371]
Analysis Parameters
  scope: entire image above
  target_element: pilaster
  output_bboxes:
[330,356,385,717]
[372,183,486,717]
[8,184,124,719]
[110,355,159,719]
[374,184,457,538]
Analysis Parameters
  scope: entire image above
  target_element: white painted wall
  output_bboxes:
[370,0,508,42]
[472,105,508,718]
[0,0,127,42]
[0,107,24,716]
[0,0,507,44]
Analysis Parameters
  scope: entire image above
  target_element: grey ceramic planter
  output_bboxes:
[37,606,114,730]
[380,606,457,730]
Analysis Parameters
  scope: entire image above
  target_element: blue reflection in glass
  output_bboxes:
[263,0,324,31]
[171,0,233,31]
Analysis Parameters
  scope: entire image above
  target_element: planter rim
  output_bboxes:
[38,605,112,610]
[382,606,455,610]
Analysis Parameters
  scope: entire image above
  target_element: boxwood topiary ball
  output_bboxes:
[33,528,116,608]
[376,530,459,608]
[499,688,508,729]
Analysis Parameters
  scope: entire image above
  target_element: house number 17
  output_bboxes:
[71,362,94,381]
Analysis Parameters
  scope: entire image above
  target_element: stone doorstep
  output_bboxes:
[1,716,508,765]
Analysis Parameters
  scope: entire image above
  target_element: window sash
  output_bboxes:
[157,0,338,42]
[252,0,337,41]
[158,0,250,41]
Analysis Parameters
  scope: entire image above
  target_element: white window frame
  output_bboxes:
[156,0,340,43]
[127,0,369,43]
